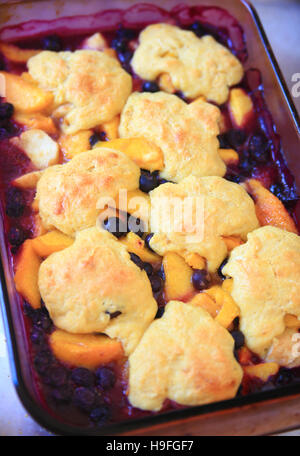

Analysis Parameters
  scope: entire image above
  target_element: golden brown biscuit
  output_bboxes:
[27,50,132,134]
[128,301,242,411]
[149,176,259,272]
[119,92,225,183]
[131,24,244,104]
[223,226,300,357]
[266,329,300,368]
[38,228,157,355]
[35,147,140,236]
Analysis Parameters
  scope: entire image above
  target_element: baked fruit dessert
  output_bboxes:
[0,3,299,430]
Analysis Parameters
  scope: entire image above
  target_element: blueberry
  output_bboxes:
[155,307,165,319]
[129,252,144,269]
[275,368,294,387]
[30,328,44,345]
[143,262,153,277]
[190,21,206,38]
[71,367,94,387]
[43,35,62,52]
[150,274,163,293]
[8,227,24,246]
[5,187,24,218]
[105,310,122,319]
[103,217,128,238]
[144,233,154,251]
[23,302,35,318]
[34,350,52,374]
[90,405,110,423]
[239,156,253,175]
[225,174,241,184]
[118,49,133,65]
[111,37,127,52]
[142,81,160,93]
[226,129,246,149]
[174,91,186,101]
[73,387,96,411]
[48,366,68,387]
[231,330,245,350]
[248,134,270,163]
[217,258,228,279]
[95,367,116,389]
[270,183,298,204]
[139,170,159,193]
[0,59,5,71]
[89,132,102,147]
[52,384,72,403]
[116,28,135,41]
[127,215,145,238]
[217,133,231,149]
[0,102,14,120]
[158,178,170,185]
[32,307,52,331]
[0,127,9,140]
[192,269,210,291]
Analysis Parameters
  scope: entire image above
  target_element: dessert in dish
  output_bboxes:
[0,3,299,429]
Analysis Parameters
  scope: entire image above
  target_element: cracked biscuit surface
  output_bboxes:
[149,176,259,272]
[35,147,140,236]
[131,24,244,104]
[27,50,132,134]
[128,301,243,411]
[119,92,225,183]
[38,228,157,355]
[222,226,300,357]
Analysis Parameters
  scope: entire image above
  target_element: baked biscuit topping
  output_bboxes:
[149,176,259,271]
[131,24,244,104]
[119,92,226,183]
[38,228,157,355]
[128,301,243,411]
[35,148,140,236]
[27,50,132,134]
[223,226,300,357]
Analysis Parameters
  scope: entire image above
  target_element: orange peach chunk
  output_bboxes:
[284,314,300,329]
[99,115,120,140]
[0,71,53,114]
[163,252,194,301]
[188,292,221,318]
[31,230,74,257]
[205,285,240,329]
[246,179,298,234]
[0,42,41,63]
[228,88,254,128]
[13,112,57,135]
[13,171,43,189]
[120,232,161,265]
[244,362,279,382]
[14,240,42,309]
[97,137,164,172]
[222,235,243,251]
[59,130,92,159]
[49,330,124,369]
[218,148,239,166]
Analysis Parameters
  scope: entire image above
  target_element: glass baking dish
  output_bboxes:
[0,0,299,436]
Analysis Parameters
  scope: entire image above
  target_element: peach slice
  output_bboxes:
[97,137,164,172]
[59,130,92,159]
[218,148,239,166]
[14,240,42,309]
[188,292,220,318]
[13,171,43,189]
[284,314,300,329]
[238,346,252,366]
[120,232,161,265]
[245,179,298,234]
[49,329,124,369]
[244,362,279,382]
[31,230,74,258]
[158,73,175,93]
[0,42,41,63]
[13,112,57,135]
[99,115,120,140]
[163,252,194,301]
[222,235,243,251]
[116,189,150,222]
[228,88,254,128]
[0,71,53,114]
[205,285,240,329]
[180,251,206,270]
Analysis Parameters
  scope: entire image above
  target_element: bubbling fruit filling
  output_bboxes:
[0,3,299,429]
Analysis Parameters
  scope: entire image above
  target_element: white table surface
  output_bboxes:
[0,0,299,437]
